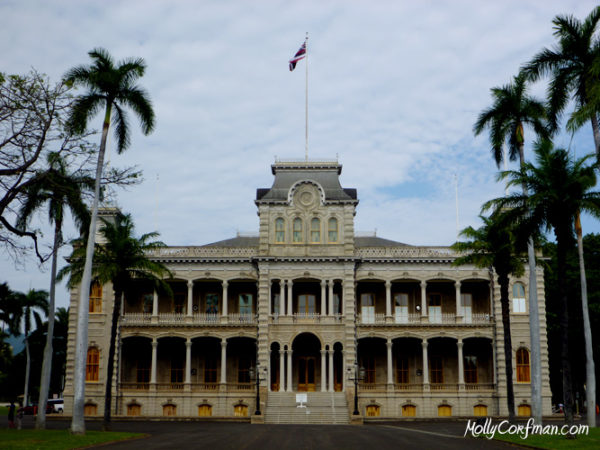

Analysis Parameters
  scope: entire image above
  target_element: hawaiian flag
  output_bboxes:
[289,40,306,71]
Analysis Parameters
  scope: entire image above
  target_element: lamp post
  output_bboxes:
[347,362,365,415]
[249,364,267,415]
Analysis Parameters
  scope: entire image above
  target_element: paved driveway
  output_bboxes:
[38,419,518,450]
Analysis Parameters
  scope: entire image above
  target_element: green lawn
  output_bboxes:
[493,427,600,449]
[0,405,9,416]
[0,429,144,450]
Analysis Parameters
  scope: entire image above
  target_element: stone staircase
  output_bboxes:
[264,392,350,424]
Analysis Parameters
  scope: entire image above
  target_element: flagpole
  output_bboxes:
[305,32,309,161]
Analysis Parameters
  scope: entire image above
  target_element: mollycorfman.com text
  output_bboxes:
[464,418,589,440]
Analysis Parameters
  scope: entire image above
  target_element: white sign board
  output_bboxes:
[296,393,307,408]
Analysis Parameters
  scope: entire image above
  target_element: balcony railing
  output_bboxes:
[357,312,492,325]
[270,313,343,323]
[394,383,423,391]
[156,383,185,391]
[430,383,459,391]
[465,383,495,391]
[121,312,257,326]
[358,383,387,392]
[191,382,219,392]
[120,382,150,390]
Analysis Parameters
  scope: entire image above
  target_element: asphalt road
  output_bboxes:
[33,418,520,450]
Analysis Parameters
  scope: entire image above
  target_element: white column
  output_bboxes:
[287,280,293,316]
[455,281,462,318]
[279,348,285,392]
[185,338,192,384]
[187,280,193,317]
[328,281,334,315]
[222,281,228,317]
[150,338,158,384]
[328,350,334,392]
[385,281,392,318]
[321,281,327,316]
[321,350,327,391]
[280,280,286,316]
[420,281,427,317]
[386,339,393,386]
[421,340,429,385]
[152,290,158,317]
[457,339,464,385]
[286,349,292,391]
[220,339,227,384]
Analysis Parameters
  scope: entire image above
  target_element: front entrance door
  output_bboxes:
[298,356,316,391]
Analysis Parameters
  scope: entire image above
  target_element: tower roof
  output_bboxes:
[256,159,357,203]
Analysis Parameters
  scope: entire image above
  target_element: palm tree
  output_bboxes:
[474,73,548,423]
[16,152,92,429]
[0,283,20,334]
[485,139,600,426]
[58,212,170,431]
[64,48,155,434]
[12,289,48,408]
[452,213,524,422]
[522,6,600,159]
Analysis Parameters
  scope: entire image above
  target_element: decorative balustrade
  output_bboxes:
[393,313,421,324]
[227,313,256,324]
[192,313,220,324]
[430,383,459,391]
[356,246,460,259]
[358,383,387,392]
[158,313,185,324]
[121,313,152,325]
[120,382,150,391]
[146,246,257,258]
[229,382,254,391]
[191,382,219,392]
[465,383,495,391]
[394,383,423,391]
[156,383,185,391]
[465,313,491,324]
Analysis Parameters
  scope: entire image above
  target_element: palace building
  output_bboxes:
[63,160,552,422]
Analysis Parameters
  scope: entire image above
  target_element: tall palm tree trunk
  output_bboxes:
[499,272,516,422]
[518,143,542,424]
[556,231,574,425]
[23,337,31,408]
[590,113,600,161]
[35,220,61,429]
[103,290,122,431]
[575,213,596,427]
[71,103,112,435]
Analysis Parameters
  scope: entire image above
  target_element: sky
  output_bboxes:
[1,0,599,311]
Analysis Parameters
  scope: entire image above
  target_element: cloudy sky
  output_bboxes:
[2,0,599,310]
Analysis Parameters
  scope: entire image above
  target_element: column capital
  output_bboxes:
[386,339,393,347]
[455,280,461,288]
[152,338,158,346]
[288,279,294,286]
[321,280,327,287]
[321,349,327,356]
[186,338,192,346]
[221,339,227,348]
[457,339,463,347]
[187,280,194,288]
[420,280,427,288]
[421,340,428,348]
[385,280,392,288]
[222,280,229,288]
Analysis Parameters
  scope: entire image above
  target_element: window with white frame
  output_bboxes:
[461,293,472,323]
[310,217,320,243]
[328,218,338,242]
[275,218,285,243]
[394,293,409,323]
[293,218,303,243]
[512,283,526,313]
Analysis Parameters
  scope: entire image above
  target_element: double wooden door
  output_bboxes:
[297,356,316,391]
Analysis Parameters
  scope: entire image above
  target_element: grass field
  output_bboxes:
[493,427,600,449]
[0,429,144,449]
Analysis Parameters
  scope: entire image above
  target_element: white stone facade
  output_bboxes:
[63,160,552,419]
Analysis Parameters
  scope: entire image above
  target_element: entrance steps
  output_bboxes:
[264,392,350,424]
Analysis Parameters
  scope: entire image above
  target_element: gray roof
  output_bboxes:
[256,161,357,203]
[201,235,409,248]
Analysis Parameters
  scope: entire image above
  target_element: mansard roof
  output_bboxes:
[201,235,409,248]
[255,160,357,203]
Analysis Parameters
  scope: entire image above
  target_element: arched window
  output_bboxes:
[512,282,526,313]
[328,218,338,242]
[198,404,212,416]
[127,404,141,416]
[474,404,488,417]
[310,218,320,243]
[234,404,248,416]
[293,218,303,243]
[275,218,285,243]
[86,347,99,382]
[516,348,530,382]
[89,280,102,313]
[438,404,452,417]
[163,404,177,416]
[84,403,97,416]
[518,404,531,417]
[366,405,381,417]
[402,404,416,417]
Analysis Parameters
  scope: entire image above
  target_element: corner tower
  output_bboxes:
[255,160,358,257]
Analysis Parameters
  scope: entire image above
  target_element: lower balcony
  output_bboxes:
[121,312,257,326]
